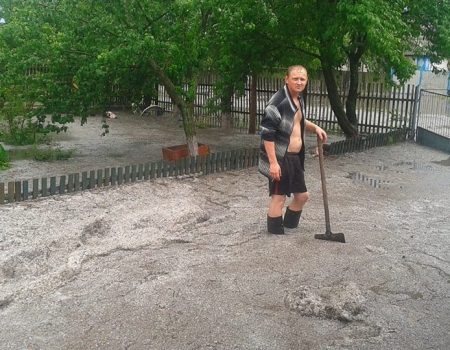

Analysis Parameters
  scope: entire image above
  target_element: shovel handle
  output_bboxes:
[317,137,331,234]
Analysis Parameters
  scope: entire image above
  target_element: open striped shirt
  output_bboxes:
[258,85,306,178]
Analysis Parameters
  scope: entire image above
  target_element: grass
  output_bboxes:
[8,146,76,162]
[0,130,51,146]
[0,144,10,170]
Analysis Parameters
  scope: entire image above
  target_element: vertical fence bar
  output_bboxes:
[89,171,96,189]
[104,168,110,186]
[68,174,74,193]
[33,179,39,199]
[50,177,56,195]
[124,166,131,183]
[0,183,4,204]
[221,151,226,171]
[72,173,79,192]
[117,167,123,185]
[131,165,137,182]
[22,180,29,201]
[96,169,103,187]
[111,168,117,186]
[361,83,368,134]
[368,83,376,134]
[157,160,163,178]
[82,172,88,190]
[205,154,210,175]
[148,162,154,179]
[41,177,48,197]
[177,159,184,176]
[398,85,406,130]
[14,181,21,202]
[8,182,14,203]
[138,164,143,180]
[380,84,388,132]
[161,161,167,178]
[404,85,410,131]
[184,157,190,175]
[59,175,66,195]
[144,163,151,180]
[181,157,188,176]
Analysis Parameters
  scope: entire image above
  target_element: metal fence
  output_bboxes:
[156,75,417,134]
[416,89,450,153]
[417,90,450,138]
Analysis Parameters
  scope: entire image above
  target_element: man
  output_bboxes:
[258,65,327,235]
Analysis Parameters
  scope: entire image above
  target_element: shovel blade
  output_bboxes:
[314,232,346,243]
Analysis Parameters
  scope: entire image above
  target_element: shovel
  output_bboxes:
[314,137,346,243]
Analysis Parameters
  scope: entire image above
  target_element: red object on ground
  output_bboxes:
[162,143,210,161]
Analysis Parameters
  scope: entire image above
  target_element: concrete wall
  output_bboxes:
[417,127,450,154]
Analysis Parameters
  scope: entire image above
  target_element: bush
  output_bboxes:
[0,143,10,170]
[8,146,75,162]
[32,147,75,161]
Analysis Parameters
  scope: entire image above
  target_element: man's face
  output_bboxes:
[285,68,308,95]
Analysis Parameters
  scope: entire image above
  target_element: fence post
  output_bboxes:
[41,178,48,197]
[0,183,4,205]
[33,179,39,199]
[7,182,14,202]
[104,168,111,186]
[111,168,117,185]
[50,177,57,195]
[96,169,103,187]
[23,180,29,200]
[409,85,421,140]
[249,73,257,134]
[13,181,20,201]
[80,173,87,190]
[59,176,66,194]
[75,173,81,191]
[68,174,74,193]
[117,167,123,185]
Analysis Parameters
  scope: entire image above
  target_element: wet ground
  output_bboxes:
[1,112,449,349]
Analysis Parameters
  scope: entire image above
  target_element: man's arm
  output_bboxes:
[305,120,327,142]
[263,141,281,181]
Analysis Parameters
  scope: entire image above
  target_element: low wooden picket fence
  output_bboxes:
[0,130,408,205]
[326,129,408,155]
[0,148,260,205]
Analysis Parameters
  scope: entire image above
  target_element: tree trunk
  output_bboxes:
[184,104,199,156]
[220,85,233,129]
[248,73,257,134]
[148,59,198,156]
[345,48,364,128]
[322,65,358,138]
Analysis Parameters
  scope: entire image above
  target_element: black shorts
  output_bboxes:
[269,152,307,197]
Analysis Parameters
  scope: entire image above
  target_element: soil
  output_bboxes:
[1,111,450,349]
[0,112,265,182]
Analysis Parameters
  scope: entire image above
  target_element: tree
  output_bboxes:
[206,0,450,138]
[206,0,299,133]
[275,0,450,137]
[0,0,214,155]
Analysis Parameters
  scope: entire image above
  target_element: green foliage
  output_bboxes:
[0,0,448,141]
[0,0,217,153]
[32,147,75,162]
[8,146,75,162]
[0,143,10,170]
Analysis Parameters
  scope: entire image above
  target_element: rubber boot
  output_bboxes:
[283,208,302,228]
[267,215,284,235]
